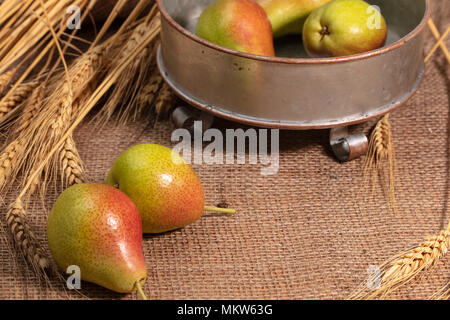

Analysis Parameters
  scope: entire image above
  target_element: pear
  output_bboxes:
[106,144,235,234]
[302,0,387,57]
[196,0,275,56]
[258,0,332,37]
[47,183,147,294]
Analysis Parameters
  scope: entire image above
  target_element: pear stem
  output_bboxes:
[204,206,236,214]
[135,282,148,300]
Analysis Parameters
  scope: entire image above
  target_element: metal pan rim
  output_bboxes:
[156,0,431,65]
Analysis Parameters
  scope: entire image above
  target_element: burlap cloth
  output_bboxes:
[1,3,449,300]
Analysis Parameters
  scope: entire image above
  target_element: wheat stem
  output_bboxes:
[38,0,72,92]
[424,27,450,63]
[0,0,86,74]
[90,0,128,47]
[429,280,450,300]
[427,19,450,63]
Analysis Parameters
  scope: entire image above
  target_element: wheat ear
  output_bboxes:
[363,114,396,213]
[17,85,45,133]
[0,85,45,193]
[0,68,17,93]
[138,72,163,104]
[154,81,174,120]
[59,134,85,187]
[350,222,450,299]
[0,140,23,190]
[45,47,107,139]
[6,199,49,274]
[136,71,164,115]
[57,95,89,188]
[0,81,37,120]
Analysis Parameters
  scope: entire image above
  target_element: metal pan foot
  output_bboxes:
[330,127,368,162]
[171,105,215,134]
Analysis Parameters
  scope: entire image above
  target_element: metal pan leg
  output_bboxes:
[330,126,368,162]
[171,105,215,134]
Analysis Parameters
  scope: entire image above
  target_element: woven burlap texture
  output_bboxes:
[0,3,449,300]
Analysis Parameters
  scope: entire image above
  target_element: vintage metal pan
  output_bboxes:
[156,0,430,160]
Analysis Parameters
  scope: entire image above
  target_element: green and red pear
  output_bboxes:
[303,0,387,57]
[258,0,332,37]
[106,144,206,234]
[196,0,275,56]
[47,183,147,294]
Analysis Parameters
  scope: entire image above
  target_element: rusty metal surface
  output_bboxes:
[156,0,430,130]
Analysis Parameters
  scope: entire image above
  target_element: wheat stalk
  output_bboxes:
[48,91,74,142]
[353,23,450,299]
[42,45,108,139]
[24,93,74,197]
[0,81,38,121]
[16,45,108,196]
[6,199,49,273]
[0,0,104,193]
[350,222,450,299]
[1,0,74,278]
[0,1,160,283]
[99,22,150,122]
[363,113,396,213]
[1,4,152,197]
[55,5,160,187]
[428,20,450,63]
[382,232,449,282]
[12,14,161,217]
[98,14,160,124]
[0,0,89,118]
[0,0,88,74]
[0,85,46,194]
[425,26,450,63]
[17,13,161,199]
